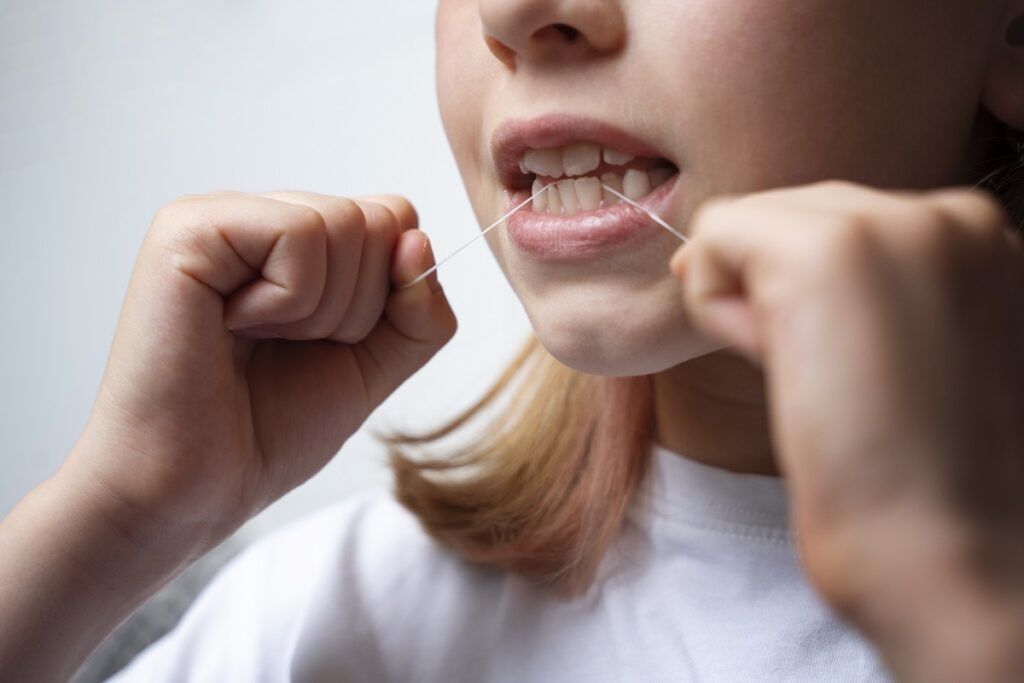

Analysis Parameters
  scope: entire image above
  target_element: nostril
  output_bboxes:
[553,24,580,42]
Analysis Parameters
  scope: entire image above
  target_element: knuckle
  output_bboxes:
[149,200,205,248]
[942,187,1008,228]
[359,194,418,231]
[291,204,328,237]
[689,197,731,234]
[888,203,953,250]
[150,201,184,232]
[324,197,366,232]
[813,178,857,193]
[817,213,876,269]
[920,196,1004,267]
[380,195,419,230]
[363,204,401,242]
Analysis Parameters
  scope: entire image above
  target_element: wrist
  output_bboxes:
[64,424,249,556]
[0,457,211,680]
[847,534,1024,682]
[58,440,229,568]
[871,584,1024,683]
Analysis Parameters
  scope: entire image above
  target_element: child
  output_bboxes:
[3,1,1024,680]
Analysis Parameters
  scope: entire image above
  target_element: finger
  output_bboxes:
[671,200,819,358]
[253,191,367,340]
[354,194,419,233]
[924,187,1011,252]
[150,194,329,331]
[672,243,762,360]
[754,180,907,218]
[353,229,457,410]
[329,200,401,343]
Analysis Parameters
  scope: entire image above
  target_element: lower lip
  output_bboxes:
[505,176,679,260]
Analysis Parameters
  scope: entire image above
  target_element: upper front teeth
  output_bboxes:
[522,144,637,179]
[563,143,601,176]
[523,148,563,178]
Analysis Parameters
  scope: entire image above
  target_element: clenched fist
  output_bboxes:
[68,190,457,551]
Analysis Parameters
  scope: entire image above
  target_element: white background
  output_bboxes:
[0,1,531,542]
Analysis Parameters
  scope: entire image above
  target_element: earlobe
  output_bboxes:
[982,6,1024,129]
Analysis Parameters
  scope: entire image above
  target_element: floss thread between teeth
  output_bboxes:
[600,184,689,243]
[401,182,688,289]
[401,186,547,289]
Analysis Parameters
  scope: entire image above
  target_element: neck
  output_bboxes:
[652,350,777,476]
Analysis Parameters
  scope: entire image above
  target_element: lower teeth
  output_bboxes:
[532,168,673,214]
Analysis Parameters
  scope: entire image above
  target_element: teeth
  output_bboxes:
[575,177,602,211]
[546,184,563,214]
[532,178,548,212]
[603,148,636,166]
[557,179,579,213]
[523,148,564,178]
[601,172,623,205]
[623,168,651,200]
[562,143,601,177]
[520,144,645,180]
[530,169,669,215]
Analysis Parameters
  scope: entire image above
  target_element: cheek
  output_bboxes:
[436,0,492,194]
[643,0,981,193]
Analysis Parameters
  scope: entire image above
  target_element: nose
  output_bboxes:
[479,0,626,68]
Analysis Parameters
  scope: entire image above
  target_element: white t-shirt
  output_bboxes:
[108,444,891,682]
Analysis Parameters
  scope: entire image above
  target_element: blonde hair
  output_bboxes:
[380,337,653,596]
[378,121,1024,597]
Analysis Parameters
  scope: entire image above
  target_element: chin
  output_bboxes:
[525,295,721,377]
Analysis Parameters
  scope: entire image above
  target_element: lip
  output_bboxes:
[491,113,682,260]
[505,176,680,260]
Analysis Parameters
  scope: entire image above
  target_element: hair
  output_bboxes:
[380,337,654,596]
[976,120,1024,229]
[376,120,1024,598]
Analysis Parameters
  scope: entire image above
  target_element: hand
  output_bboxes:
[671,180,1024,681]
[68,190,456,552]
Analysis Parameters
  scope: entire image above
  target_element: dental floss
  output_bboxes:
[600,184,689,243]
[400,185,548,289]
[400,181,689,289]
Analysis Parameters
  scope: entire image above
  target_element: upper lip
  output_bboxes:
[491,113,673,190]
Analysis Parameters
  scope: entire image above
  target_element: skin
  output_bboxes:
[439,0,1024,678]
[438,0,1018,472]
[0,0,1022,681]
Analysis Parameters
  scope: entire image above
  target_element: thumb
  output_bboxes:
[355,229,458,410]
[671,239,763,362]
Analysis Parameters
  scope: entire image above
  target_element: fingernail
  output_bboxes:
[422,235,441,293]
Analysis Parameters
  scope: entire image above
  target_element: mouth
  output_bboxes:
[491,115,681,259]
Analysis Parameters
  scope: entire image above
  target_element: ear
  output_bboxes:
[983,2,1024,129]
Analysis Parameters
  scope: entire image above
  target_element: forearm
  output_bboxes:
[0,456,206,682]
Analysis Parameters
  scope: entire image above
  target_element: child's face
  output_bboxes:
[436,0,1000,376]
